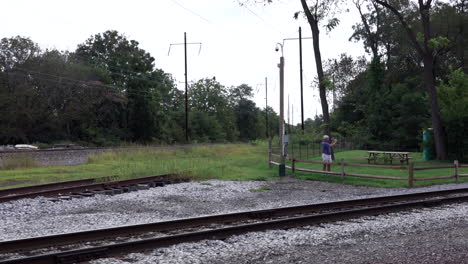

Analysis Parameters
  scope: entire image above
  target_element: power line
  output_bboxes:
[8,69,170,98]
[242,5,283,34]
[168,0,213,24]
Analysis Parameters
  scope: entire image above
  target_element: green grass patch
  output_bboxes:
[0,143,466,189]
[0,143,278,189]
[249,186,272,192]
[290,150,468,188]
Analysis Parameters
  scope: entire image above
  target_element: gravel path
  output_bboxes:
[2,178,468,263]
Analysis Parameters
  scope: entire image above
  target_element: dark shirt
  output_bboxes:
[322,141,331,155]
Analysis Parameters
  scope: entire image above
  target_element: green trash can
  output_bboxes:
[423,128,434,161]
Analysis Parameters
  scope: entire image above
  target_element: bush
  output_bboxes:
[1,154,40,170]
[438,68,468,161]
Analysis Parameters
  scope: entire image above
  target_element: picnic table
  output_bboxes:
[367,151,411,164]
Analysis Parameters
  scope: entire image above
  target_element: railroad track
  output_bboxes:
[1,187,468,264]
[0,173,189,203]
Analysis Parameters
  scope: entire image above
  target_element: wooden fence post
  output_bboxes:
[408,162,414,188]
[455,160,459,184]
[292,158,296,173]
[268,140,272,168]
[299,144,302,160]
[341,158,345,180]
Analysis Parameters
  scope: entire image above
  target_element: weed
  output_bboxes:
[249,186,272,192]
[1,154,40,170]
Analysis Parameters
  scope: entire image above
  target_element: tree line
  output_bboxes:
[0,31,279,145]
[289,0,467,161]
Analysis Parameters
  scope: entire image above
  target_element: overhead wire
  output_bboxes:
[241,4,283,35]
[8,69,168,98]
[168,0,214,24]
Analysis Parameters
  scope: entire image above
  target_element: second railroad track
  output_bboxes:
[1,187,468,263]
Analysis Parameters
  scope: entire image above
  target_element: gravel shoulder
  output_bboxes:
[100,204,468,264]
[2,178,468,263]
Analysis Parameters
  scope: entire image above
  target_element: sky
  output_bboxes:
[2,0,367,123]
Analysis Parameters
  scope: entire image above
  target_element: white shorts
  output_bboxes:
[322,154,332,163]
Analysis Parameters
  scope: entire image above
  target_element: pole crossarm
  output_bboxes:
[167,33,202,142]
[282,37,312,47]
[168,42,202,56]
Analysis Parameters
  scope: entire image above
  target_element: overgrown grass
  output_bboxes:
[0,143,466,189]
[0,144,277,189]
[1,154,40,170]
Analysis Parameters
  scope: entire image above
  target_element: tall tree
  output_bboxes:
[0,36,40,71]
[374,0,448,160]
[296,0,343,135]
[352,0,383,59]
[75,30,169,142]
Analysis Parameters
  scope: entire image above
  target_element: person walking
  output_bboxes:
[322,135,337,172]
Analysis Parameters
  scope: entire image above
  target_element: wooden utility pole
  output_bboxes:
[184,32,189,142]
[278,50,285,177]
[288,95,290,134]
[168,33,202,143]
[265,77,268,138]
[299,27,305,133]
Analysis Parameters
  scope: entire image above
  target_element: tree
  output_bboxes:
[296,0,343,135]
[190,78,239,141]
[437,68,468,161]
[324,53,366,109]
[75,30,170,142]
[351,0,383,59]
[0,36,40,71]
[374,0,448,160]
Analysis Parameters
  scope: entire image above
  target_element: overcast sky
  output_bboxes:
[3,0,366,123]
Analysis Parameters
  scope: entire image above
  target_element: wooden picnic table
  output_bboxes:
[367,151,411,165]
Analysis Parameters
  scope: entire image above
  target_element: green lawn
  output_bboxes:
[0,143,466,189]
[289,150,468,188]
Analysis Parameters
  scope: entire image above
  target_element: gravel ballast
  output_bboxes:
[92,203,468,264]
[2,179,468,263]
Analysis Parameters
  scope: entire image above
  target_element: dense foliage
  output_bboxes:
[324,0,468,160]
[0,32,278,145]
[1,0,467,162]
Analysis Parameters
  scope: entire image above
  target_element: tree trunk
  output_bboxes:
[310,21,331,135]
[374,0,448,160]
[423,54,448,160]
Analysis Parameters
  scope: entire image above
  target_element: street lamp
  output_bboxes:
[276,42,286,177]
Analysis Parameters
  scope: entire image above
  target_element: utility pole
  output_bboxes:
[265,77,268,138]
[276,43,285,177]
[288,95,290,135]
[281,32,312,134]
[292,104,294,134]
[168,33,202,143]
[299,27,305,134]
[184,32,189,142]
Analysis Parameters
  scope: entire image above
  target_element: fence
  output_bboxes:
[286,138,420,160]
[268,145,468,187]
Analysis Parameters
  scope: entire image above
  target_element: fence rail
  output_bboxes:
[268,143,466,187]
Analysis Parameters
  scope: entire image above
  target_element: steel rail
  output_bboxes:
[2,194,468,264]
[1,187,468,263]
[0,173,184,203]
[0,178,98,197]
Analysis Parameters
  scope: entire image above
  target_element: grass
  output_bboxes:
[1,154,40,170]
[0,142,466,189]
[249,186,273,192]
[0,144,278,189]
[290,150,468,188]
